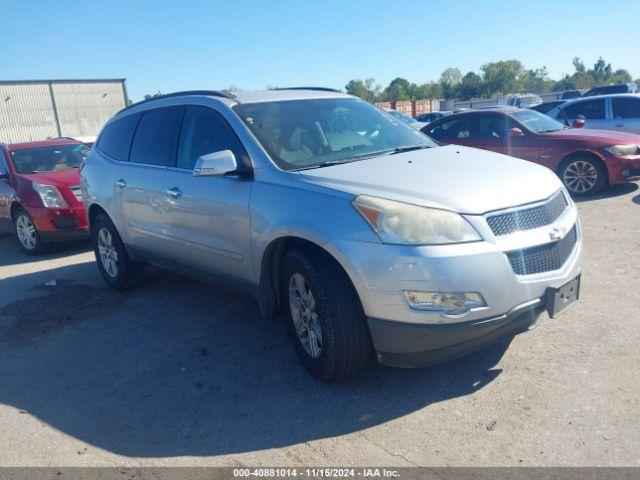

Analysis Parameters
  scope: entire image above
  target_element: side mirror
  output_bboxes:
[509,127,525,137]
[193,150,238,177]
[572,118,585,129]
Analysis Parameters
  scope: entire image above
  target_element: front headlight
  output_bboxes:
[352,195,481,245]
[604,144,639,156]
[32,182,67,208]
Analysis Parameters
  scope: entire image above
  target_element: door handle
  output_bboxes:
[615,123,624,127]
[165,187,182,199]
[115,179,127,188]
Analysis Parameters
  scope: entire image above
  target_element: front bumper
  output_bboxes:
[605,153,640,183]
[369,298,545,368]
[28,205,89,240]
[325,198,581,365]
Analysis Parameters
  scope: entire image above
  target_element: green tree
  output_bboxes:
[439,67,462,98]
[458,72,482,100]
[383,77,412,101]
[143,91,163,100]
[345,78,380,102]
[480,60,527,97]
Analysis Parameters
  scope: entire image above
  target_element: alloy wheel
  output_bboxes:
[16,214,37,250]
[97,227,119,278]
[563,160,598,193]
[288,272,323,358]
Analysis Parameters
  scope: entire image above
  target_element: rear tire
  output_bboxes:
[559,155,607,196]
[13,207,47,255]
[281,248,372,381]
[91,213,145,290]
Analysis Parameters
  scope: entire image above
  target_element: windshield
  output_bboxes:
[234,98,436,171]
[10,144,89,174]
[511,109,564,133]
[386,109,417,123]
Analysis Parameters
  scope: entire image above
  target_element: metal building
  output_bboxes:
[0,79,128,143]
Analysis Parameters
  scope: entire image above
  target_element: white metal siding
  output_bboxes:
[0,83,58,143]
[52,82,126,139]
[0,80,127,143]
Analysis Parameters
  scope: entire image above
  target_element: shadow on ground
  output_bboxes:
[0,261,514,458]
[0,233,91,268]
[573,182,638,204]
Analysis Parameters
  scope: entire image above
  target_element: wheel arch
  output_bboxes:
[257,235,363,321]
[557,150,609,179]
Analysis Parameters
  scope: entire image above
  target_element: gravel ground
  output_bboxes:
[0,182,638,467]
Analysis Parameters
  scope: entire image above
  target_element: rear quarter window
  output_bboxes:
[97,113,141,161]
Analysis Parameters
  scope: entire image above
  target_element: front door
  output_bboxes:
[162,106,253,282]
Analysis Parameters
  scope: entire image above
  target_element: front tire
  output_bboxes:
[91,213,145,290]
[281,248,372,381]
[13,207,47,255]
[559,155,607,196]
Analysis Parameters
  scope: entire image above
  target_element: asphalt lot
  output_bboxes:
[0,183,639,467]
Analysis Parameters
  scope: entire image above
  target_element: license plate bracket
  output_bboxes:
[546,275,580,318]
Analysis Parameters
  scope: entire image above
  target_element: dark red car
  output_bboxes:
[422,107,640,195]
[0,139,90,253]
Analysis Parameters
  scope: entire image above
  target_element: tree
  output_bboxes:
[480,60,527,97]
[383,77,413,101]
[439,68,462,99]
[143,91,163,100]
[345,78,380,102]
[458,72,482,100]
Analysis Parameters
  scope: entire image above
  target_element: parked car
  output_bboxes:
[498,94,543,108]
[383,108,427,129]
[82,89,582,380]
[422,107,640,195]
[0,138,90,253]
[545,94,640,135]
[415,110,463,123]
[530,100,567,114]
[561,90,582,100]
[583,83,637,97]
[415,111,447,123]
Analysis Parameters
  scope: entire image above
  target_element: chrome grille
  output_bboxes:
[487,190,568,236]
[70,186,83,203]
[506,226,577,275]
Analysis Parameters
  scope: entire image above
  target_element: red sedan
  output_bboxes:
[422,107,640,195]
[0,139,90,253]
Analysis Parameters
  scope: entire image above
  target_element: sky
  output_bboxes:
[1,0,638,102]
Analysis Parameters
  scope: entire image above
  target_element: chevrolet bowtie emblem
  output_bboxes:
[549,227,564,241]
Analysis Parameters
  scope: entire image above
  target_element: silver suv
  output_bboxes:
[82,89,582,380]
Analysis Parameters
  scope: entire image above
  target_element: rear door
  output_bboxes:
[561,98,608,130]
[119,107,184,257]
[162,106,253,282]
[610,96,640,134]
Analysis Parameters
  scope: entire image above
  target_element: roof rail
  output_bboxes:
[117,90,236,114]
[274,87,341,93]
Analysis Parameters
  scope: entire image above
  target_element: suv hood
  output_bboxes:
[16,169,81,188]
[300,145,562,214]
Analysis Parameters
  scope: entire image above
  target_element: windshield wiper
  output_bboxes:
[388,144,431,155]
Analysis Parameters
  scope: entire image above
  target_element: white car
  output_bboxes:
[546,94,640,134]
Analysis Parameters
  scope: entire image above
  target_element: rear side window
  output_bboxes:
[612,97,640,119]
[97,113,141,161]
[130,108,184,167]
[562,99,605,120]
[177,107,247,170]
[427,117,471,140]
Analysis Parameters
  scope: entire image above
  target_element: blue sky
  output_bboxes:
[1,0,637,101]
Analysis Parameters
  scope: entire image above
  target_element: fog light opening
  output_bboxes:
[403,291,486,314]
